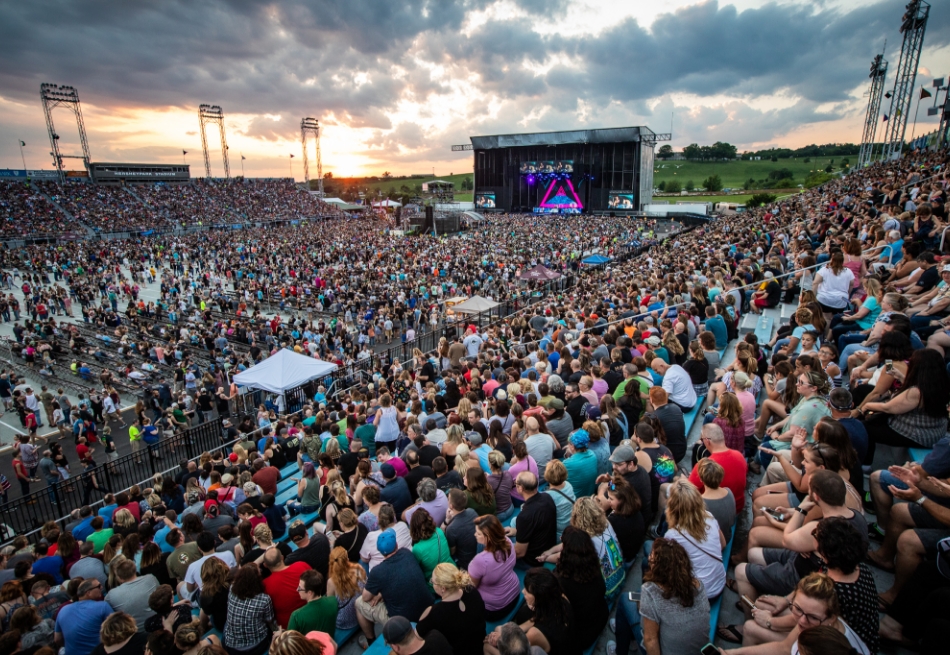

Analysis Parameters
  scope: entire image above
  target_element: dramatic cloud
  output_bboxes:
[0,0,947,176]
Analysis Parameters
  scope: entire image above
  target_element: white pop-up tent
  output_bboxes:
[233,349,337,394]
[450,295,499,314]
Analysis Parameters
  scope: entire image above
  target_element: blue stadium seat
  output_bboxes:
[709,524,737,642]
[909,447,932,463]
[753,316,774,348]
[486,595,524,633]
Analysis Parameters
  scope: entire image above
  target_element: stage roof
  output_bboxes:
[469,126,655,150]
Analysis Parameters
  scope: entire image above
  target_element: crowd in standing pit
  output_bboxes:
[0,145,949,655]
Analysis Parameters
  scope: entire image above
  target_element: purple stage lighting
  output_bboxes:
[527,174,535,185]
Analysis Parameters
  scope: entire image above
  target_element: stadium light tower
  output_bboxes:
[198,104,230,178]
[858,54,888,168]
[881,0,930,161]
[300,117,322,194]
[40,83,92,182]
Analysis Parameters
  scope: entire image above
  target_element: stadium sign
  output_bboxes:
[0,169,61,179]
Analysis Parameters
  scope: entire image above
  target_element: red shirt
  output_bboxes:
[252,466,281,496]
[76,444,89,461]
[263,561,311,627]
[112,501,141,523]
[689,448,748,512]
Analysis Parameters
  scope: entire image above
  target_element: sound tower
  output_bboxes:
[424,205,434,233]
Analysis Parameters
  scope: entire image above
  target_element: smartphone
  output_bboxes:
[763,507,785,521]
[741,595,756,609]
[885,359,894,372]
[628,592,640,602]
[700,643,720,655]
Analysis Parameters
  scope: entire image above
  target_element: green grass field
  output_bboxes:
[359,172,474,195]
[652,156,848,190]
[651,194,756,205]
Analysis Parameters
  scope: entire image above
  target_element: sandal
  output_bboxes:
[716,624,744,644]
[725,578,740,594]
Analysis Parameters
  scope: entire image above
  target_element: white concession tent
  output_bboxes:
[450,295,499,314]
[233,349,337,394]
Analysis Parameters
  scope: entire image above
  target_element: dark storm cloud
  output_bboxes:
[1,0,948,158]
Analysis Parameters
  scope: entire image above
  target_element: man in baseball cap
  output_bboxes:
[562,429,597,497]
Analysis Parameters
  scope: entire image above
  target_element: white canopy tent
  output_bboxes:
[450,295,499,314]
[233,349,337,394]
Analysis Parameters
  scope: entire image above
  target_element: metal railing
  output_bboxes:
[0,416,241,541]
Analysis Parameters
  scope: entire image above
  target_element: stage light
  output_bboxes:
[527,175,535,185]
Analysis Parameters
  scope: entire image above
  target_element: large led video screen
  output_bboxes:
[556,160,574,174]
[519,161,538,174]
[475,192,496,209]
[608,191,635,210]
[539,161,555,174]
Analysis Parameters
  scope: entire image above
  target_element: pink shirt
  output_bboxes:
[507,456,538,502]
[736,390,757,436]
[592,379,609,401]
[468,547,522,611]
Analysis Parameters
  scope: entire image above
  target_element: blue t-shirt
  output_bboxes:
[98,504,117,529]
[155,524,175,553]
[791,324,818,354]
[55,599,114,655]
[562,450,599,497]
[856,297,881,330]
[704,316,728,350]
[72,517,96,543]
[32,555,64,584]
[364,548,432,621]
[885,239,904,265]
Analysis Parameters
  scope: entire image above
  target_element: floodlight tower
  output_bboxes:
[198,104,230,178]
[300,117,322,194]
[40,83,93,182]
[881,0,930,161]
[858,55,888,168]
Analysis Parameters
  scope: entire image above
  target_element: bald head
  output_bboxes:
[525,417,540,434]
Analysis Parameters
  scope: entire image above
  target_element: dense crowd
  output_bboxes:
[0,179,341,237]
[0,144,949,655]
[0,182,86,239]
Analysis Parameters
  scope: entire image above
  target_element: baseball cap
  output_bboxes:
[380,463,396,479]
[586,406,602,420]
[464,430,483,446]
[569,429,590,449]
[644,336,661,346]
[548,398,565,410]
[221,473,233,485]
[228,453,238,462]
[377,528,398,556]
[942,264,950,273]
[243,482,258,496]
[609,444,637,464]
[383,616,414,645]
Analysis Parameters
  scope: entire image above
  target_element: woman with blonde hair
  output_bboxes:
[268,629,325,655]
[441,423,465,459]
[538,496,626,598]
[326,545,367,632]
[97,611,146,654]
[112,508,137,538]
[319,476,354,534]
[665,479,726,599]
[663,329,685,365]
[417,562,487,655]
[454,444,471,479]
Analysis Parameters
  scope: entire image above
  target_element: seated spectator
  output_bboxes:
[647,387,687,462]
[54,579,114,655]
[198,556,231,633]
[143,584,193,635]
[649,358,697,412]
[8,605,54,651]
[758,371,832,468]
[382,615,452,655]
[464,467,497,516]
[543,460,577,541]
[688,423,747,512]
[288,569,338,638]
[506,472,557,567]
[663,479,726,599]
[442,487,478,569]
[553,526,608,652]
[404,477,449,526]
[325,546,367,634]
[410,508,454,594]
[596,475,645,564]
[484,568,573,655]
[695,458,736,536]
[104,558,160,632]
[470,515,522,620]
[356,529,432,648]
[378,463,412,517]
[487,450,515,521]
[359,503,412,570]
[262,548,311,628]
[562,428,598,497]
[417,563,487,655]
[90,611,148,655]
[609,538,710,655]
[329,509,367,562]
[539,497,625,598]
[224,564,276,655]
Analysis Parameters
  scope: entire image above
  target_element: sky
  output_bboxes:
[0,0,948,179]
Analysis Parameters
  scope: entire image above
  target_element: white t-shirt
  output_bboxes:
[661,365,698,408]
[184,551,237,590]
[816,266,855,309]
[359,522,412,570]
[666,516,725,598]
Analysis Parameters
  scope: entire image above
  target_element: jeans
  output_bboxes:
[830,314,863,344]
[839,341,876,371]
[45,477,59,503]
[496,505,515,523]
[288,502,319,517]
[614,593,644,655]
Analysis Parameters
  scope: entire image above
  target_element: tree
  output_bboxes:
[770,155,778,162]
[685,179,695,191]
[803,157,810,163]
[824,163,834,173]
[743,177,756,191]
[711,141,738,160]
[323,172,333,179]
[657,145,674,160]
[683,144,701,160]
[746,193,778,208]
[702,174,723,192]
[656,180,667,192]
[665,180,681,193]
[382,171,392,179]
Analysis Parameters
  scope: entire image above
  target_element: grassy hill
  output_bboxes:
[653,156,847,190]
[322,172,474,199]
